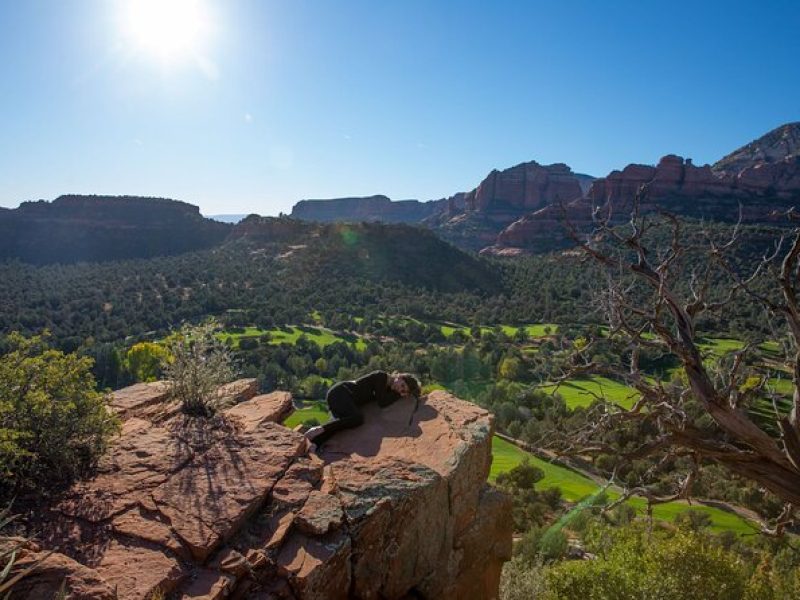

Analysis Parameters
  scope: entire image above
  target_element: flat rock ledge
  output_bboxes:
[14,382,511,600]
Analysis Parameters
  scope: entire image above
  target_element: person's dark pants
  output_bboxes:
[313,386,365,446]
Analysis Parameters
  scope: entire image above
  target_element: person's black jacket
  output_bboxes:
[328,370,400,407]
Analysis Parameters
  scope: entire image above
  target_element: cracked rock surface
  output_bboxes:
[16,385,511,600]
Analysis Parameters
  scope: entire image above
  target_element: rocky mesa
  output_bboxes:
[290,195,447,224]
[0,195,231,265]
[14,381,511,599]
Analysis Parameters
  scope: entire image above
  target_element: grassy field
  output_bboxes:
[490,437,756,534]
[697,337,745,357]
[540,376,639,410]
[439,323,558,339]
[283,402,331,428]
[220,325,367,350]
[766,377,794,395]
[490,437,601,499]
[759,341,782,355]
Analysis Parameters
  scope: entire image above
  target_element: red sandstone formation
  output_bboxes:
[587,155,734,207]
[14,382,511,599]
[484,124,800,254]
[713,122,800,198]
[429,161,592,251]
[715,123,800,173]
[464,161,585,213]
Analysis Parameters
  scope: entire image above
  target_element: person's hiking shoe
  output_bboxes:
[304,425,324,441]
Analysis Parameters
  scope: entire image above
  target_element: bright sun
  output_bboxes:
[121,0,211,62]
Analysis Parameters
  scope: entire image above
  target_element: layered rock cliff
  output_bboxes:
[428,161,593,251]
[714,122,800,185]
[14,381,511,599]
[291,195,447,224]
[0,195,231,264]
[462,161,586,213]
[586,155,733,206]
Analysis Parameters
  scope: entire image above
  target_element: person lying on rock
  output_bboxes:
[304,370,421,450]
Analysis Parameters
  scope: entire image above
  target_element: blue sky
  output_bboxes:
[0,1,798,215]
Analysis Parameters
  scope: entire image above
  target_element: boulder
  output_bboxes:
[109,381,170,419]
[225,391,293,430]
[108,378,259,423]
[215,378,259,406]
[10,551,117,600]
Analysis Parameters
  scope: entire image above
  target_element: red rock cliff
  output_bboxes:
[14,382,511,600]
[464,161,585,213]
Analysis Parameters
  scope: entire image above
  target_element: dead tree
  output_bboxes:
[560,189,800,529]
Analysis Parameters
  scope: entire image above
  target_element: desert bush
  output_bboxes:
[238,337,259,350]
[125,341,170,382]
[674,508,713,531]
[495,460,556,531]
[543,527,747,600]
[500,555,547,600]
[162,322,236,416]
[0,333,119,496]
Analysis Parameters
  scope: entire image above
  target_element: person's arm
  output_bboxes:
[356,370,398,408]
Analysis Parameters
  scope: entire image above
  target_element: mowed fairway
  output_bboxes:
[491,437,598,499]
[439,323,558,339]
[490,437,756,534]
[540,376,639,410]
[698,337,745,357]
[220,325,366,350]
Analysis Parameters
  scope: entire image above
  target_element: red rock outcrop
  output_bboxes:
[587,155,734,207]
[483,124,800,254]
[714,122,800,177]
[464,161,586,213]
[733,156,800,197]
[489,142,800,254]
[427,161,592,251]
[15,383,510,600]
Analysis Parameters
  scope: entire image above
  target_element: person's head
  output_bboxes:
[390,372,421,398]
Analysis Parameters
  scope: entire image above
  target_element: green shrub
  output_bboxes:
[238,337,259,350]
[0,333,119,496]
[495,459,551,531]
[162,322,237,417]
[125,341,170,382]
[501,556,547,600]
[543,527,747,600]
[514,527,545,565]
[538,529,568,562]
[674,508,713,531]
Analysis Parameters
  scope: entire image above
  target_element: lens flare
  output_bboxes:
[121,0,211,62]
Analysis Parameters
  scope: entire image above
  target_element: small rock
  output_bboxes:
[294,491,343,536]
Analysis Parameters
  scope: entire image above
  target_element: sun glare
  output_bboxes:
[121,0,211,62]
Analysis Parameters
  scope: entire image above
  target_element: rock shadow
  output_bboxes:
[320,397,440,462]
